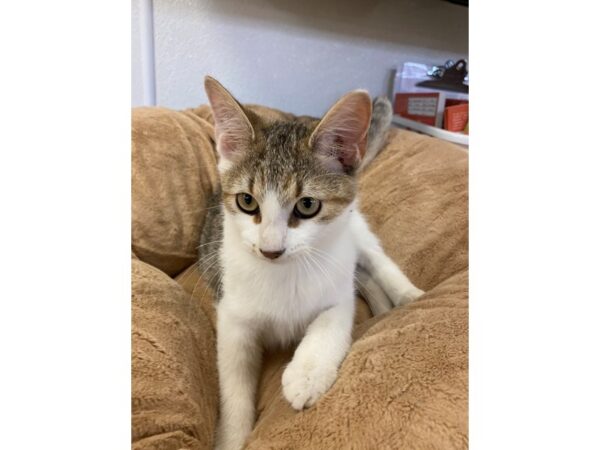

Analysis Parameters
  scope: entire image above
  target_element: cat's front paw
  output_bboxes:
[282,358,338,410]
[404,287,425,302]
[388,285,425,307]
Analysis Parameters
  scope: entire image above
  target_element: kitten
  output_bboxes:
[200,76,424,450]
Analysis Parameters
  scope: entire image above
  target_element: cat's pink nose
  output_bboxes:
[260,249,285,260]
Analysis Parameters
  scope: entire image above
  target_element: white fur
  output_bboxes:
[214,193,423,450]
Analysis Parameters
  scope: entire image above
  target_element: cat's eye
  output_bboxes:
[294,197,321,219]
[236,193,259,215]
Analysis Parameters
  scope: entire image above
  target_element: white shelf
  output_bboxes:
[392,115,469,147]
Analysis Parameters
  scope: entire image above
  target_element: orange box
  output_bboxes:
[444,103,469,132]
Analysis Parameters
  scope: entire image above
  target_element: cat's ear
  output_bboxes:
[309,90,372,174]
[204,76,255,165]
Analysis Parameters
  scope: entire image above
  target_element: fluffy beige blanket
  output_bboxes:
[131,104,468,449]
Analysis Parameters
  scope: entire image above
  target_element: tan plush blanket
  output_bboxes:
[132,104,468,449]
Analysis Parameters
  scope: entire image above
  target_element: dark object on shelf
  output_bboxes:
[416,60,468,94]
[427,59,459,79]
[444,0,468,6]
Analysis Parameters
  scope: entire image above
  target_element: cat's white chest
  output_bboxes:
[220,231,357,348]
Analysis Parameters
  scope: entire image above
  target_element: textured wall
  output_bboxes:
[133,0,468,116]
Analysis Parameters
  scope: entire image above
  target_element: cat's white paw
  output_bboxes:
[404,286,426,302]
[282,358,338,410]
[387,285,425,307]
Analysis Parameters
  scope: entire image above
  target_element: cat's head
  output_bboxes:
[204,76,372,262]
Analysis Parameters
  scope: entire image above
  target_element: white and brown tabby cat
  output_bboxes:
[199,76,424,450]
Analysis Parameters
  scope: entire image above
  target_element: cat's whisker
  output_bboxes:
[305,250,335,296]
[186,252,221,287]
[197,253,221,277]
[196,239,224,250]
[297,254,312,289]
[306,247,344,282]
[189,275,204,304]
[307,247,347,276]
[195,248,221,262]
[190,256,221,301]
[306,247,378,303]
[190,260,219,302]
[198,268,222,305]
[178,249,220,285]
[196,250,221,267]
[198,251,220,263]
[301,252,322,296]
[177,260,201,285]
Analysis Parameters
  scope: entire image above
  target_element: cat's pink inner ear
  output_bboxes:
[204,76,254,161]
[310,90,372,173]
[216,133,236,160]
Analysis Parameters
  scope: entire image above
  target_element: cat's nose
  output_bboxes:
[260,248,285,260]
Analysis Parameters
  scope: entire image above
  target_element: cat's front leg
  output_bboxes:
[282,295,355,410]
[215,303,262,450]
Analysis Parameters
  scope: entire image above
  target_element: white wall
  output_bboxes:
[132,0,468,117]
[131,0,144,107]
